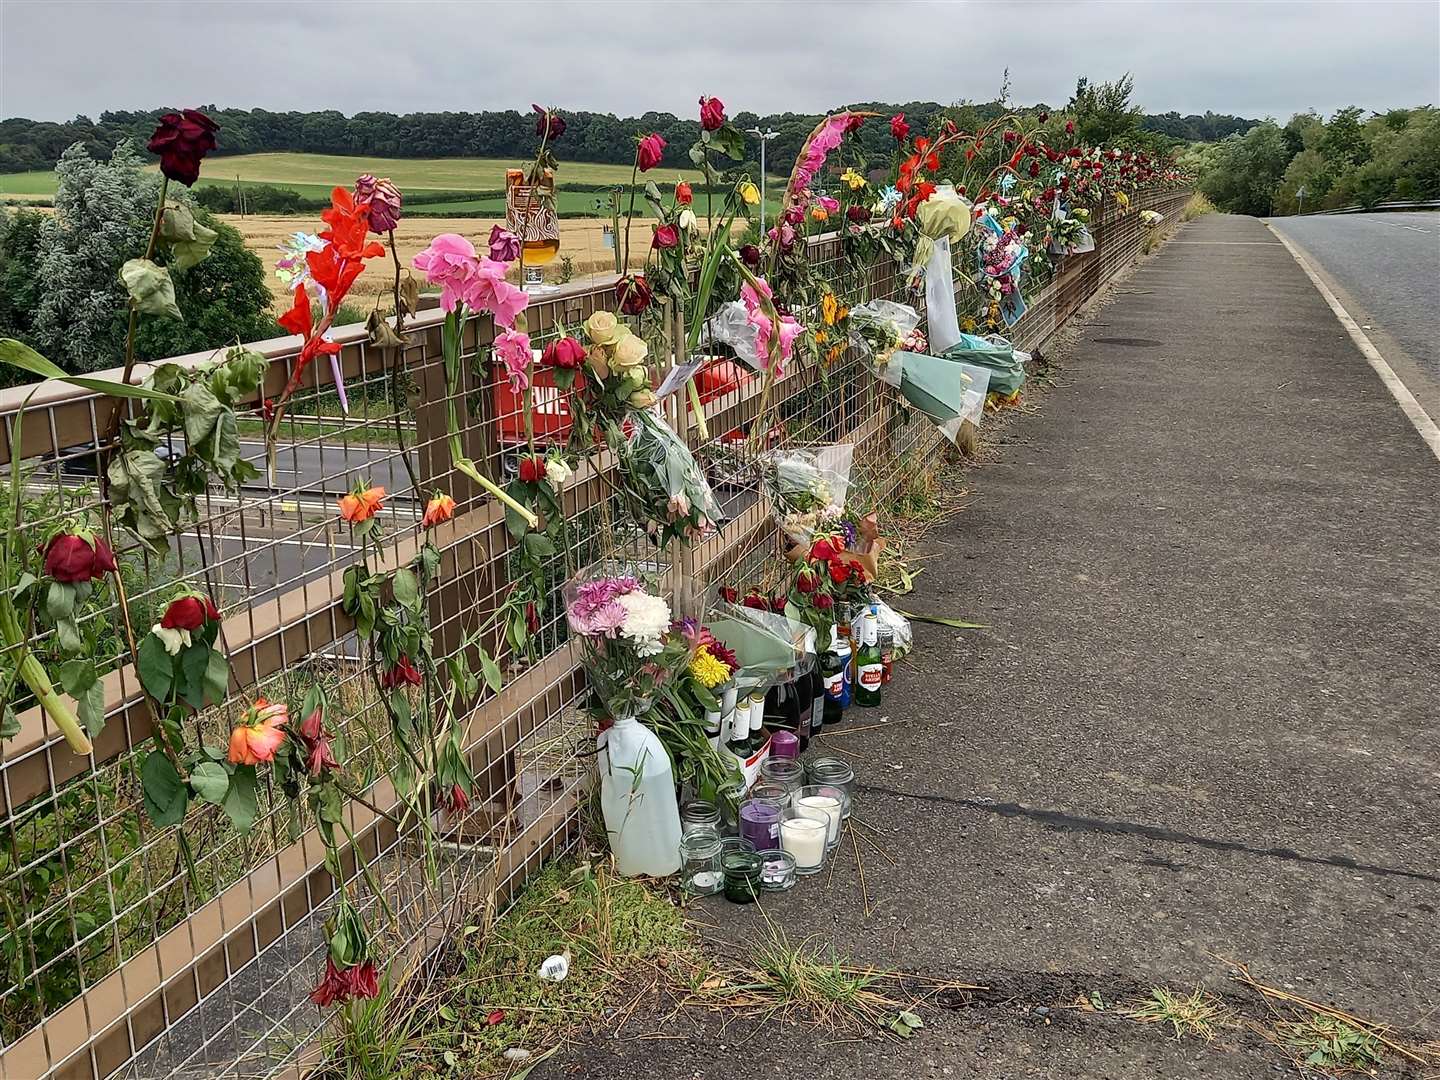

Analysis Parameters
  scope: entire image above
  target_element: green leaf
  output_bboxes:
[43,582,76,621]
[893,609,989,630]
[119,258,181,320]
[178,641,210,710]
[391,568,420,611]
[180,380,224,450]
[477,646,502,694]
[709,124,747,161]
[159,204,217,270]
[140,751,188,827]
[0,339,181,402]
[57,660,105,736]
[521,531,556,559]
[136,633,174,702]
[189,760,229,804]
[202,649,230,705]
[222,765,259,832]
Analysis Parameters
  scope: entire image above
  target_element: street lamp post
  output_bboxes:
[746,126,779,236]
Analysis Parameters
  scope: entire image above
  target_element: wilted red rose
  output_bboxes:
[525,600,540,635]
[1028,160,1040,178]
[742,594,769,611]
[381,655,423,689]
[310,957,350,1007]
[699,95,726,132]
[843,113,865,133]
[160,595,212,631]
[445,783,470,815]
[795,570,819,594]
[1004,130,1017,144]
[738,244,762,267]
[652,223,679,250]
[518,456,545,484]
[719,586,738,603]
[813,593,834,611]
[345,960,379,1000]
[616,274,652,315]
[1039,112,1050,122]
[532,105,566,141]
[636,133,666,171]
[846,205,871,223]
[147,109,218,187]
[675,181,693,205]
[809,537,838,562]
[541,336,586,369]
[827,558,852,585]
[890,113,910,141]
[42,533,117,584]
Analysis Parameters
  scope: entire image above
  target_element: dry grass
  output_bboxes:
[1181,193,1217,221]
[1125,988,1234,1040]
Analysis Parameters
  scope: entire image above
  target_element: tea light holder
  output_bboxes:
[793,784,848,850]
[757,849,797,891]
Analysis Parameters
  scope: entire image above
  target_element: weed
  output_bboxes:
[1181,193,1217,221]
[1126,988,1232,1040]
[1279,1013,1384,1073]
[749,925,881,1022]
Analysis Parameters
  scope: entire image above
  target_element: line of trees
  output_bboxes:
[1,97,1256,176]
[1182,106,1440,216]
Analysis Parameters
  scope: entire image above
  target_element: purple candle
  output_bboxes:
[769,730,800,759]
[738,800,781,850]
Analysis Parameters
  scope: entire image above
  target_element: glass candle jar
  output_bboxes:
[806,758,855,819]
[794,784,847,850]
[679,830,723,897]
[681,800,721,836]
[769,730,800,759]
[721,850,763,903]
[759,758,804,793]
[718,836,756,861]
[716,777,747,833]
[757,849,797,891]
[747,781,790,808]
[779,809,827,874]
[738,799,781,851]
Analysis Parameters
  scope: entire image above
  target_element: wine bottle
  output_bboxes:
[821,626,852,726]
[807,664,826,741]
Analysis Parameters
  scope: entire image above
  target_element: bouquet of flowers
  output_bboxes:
[708,592,814,692]
[565,565,688,722]
[848,299,922,371]
[606,409,724,547]
[760,444,853,545]
[1046,203,1094,256]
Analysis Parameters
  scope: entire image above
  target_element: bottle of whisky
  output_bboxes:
[854,607,884,708]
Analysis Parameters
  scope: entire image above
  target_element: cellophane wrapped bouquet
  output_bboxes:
[760,444,854,546]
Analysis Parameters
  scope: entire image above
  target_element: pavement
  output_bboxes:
[549,213,1440,1078]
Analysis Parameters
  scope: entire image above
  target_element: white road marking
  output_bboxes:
[1267,223,1440,463]
[1169,240,1283,245]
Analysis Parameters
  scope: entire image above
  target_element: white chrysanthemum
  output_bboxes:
[616,590,671,651]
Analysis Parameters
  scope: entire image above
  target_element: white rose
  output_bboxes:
[545,458,573,487]
[678,208,697,231]
[152,624,191,656]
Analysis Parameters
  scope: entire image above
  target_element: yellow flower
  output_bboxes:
[583,310,625,346]
[960,316,977,333]
[814,329,828,344]
[1115,190,1130,209]
[821,292,839,326]
[611,331,648,369]
[627,388,657,409]
[689,646,732,689]
[811,206,828,223]
[739,182,760,206]
[841,168,866,191]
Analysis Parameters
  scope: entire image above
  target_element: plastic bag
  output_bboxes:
[884,351,991,443]
[849,299,922,363]
[1048,200,1095,255]
[607,408,725,546]
[875,599,913,660]
[707,598,815,694]
[760,444,854,544]
[940,334,1029,398]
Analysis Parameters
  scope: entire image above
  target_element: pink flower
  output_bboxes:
[637,133,666,171]
[412,233,479,313]
[494,329,532,394]
[817,195,839,214]
[652,223,679,250]
[741,278,803,378]
[699,96,726,132]
[464,258,529,329]
[488,225,521,263]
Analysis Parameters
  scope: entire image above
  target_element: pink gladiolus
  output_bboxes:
[817,195,839,214]
[494,329,532,394]
[464,259,529,328]
[412,234,479,313]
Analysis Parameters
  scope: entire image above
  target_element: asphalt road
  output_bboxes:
[553,215,1440,1079]
[1267,211,1440,388]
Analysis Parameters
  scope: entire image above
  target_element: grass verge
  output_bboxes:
[1181,193,1217,221]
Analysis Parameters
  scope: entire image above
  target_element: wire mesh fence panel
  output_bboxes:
[0,187,1190,1080]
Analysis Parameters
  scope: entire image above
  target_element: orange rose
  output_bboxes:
[422,493,456,528]
[338,485,386,523]
[228,698,288,765]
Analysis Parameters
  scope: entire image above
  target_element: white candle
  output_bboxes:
[780,817,826,870]
[796,795,842,845]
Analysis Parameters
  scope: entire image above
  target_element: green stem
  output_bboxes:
[623,154,639,272]
[16,647,90,755]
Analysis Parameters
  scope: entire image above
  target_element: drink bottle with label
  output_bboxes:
[854,607,884,708]
[821,626,852,726]
[807,663,827,741]
[728,694,759,758]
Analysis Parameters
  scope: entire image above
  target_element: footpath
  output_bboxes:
[555,214,1440,1079]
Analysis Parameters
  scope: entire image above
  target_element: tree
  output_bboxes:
[30,141,273,373]
[1317,106,1372,169]
[1199,122,1293,216]
[0,207,45,358]
[1068,74,1144,146]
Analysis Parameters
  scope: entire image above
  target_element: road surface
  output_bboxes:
[1267,211,1440,395]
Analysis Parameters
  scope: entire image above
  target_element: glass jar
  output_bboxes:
[778,809,827,875]
[721,850,763,903]
[758,758,804,794]
[794,784,847,850]
[747,781,790,808]
[716,777,747,833]
[718,836,756,860]
[757,849,797,891]
[681,800,721,836]
[806,758,855,819]
[738,799,781,851]
[679,830,723,897]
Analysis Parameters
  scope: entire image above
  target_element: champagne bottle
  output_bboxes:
[728,695,757,758]
[854,608,884,707]
[703,708,723,751]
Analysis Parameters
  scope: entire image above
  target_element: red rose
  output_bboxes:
[381,655,423,689]
[814,593,834,611]
[525,600,540,635]
[843,113,865,133]
[160,595,209,631]
[1046,147,1061,163]
[446,783,470,814]
[699,96,726,132]
[541,336,586,369]
[1004,130,1017,144]
[796,570,819,594]
[652,223,679,250]
[344,960,379,1000]
[827,557,852,585]
[636,133,666,171]
[518,456,545,484]
[310,957,350,1007]
[720,586,738,603]
[742,594,769,611]
[532,105,566,141]
[675,181,693,205]
[1039,111,1050,122]
[42,533,117,584]
[147,108,219,187]
[739,244,762,267]
[847,205,871,223]
[1065,120,1075,134]
[809,537,838,562]
[890,113,910,141]
[616,274,651,315]
[1028,160,1040,177]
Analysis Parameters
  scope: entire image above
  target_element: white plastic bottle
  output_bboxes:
[598,715,682,877]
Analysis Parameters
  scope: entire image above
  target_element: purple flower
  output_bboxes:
[488,225,521,263]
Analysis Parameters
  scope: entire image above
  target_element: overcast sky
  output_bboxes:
[2,1,1437,124]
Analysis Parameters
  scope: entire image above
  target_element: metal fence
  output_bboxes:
[0,187,1191,1080]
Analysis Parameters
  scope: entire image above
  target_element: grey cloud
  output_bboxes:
[2,0,1437,122]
